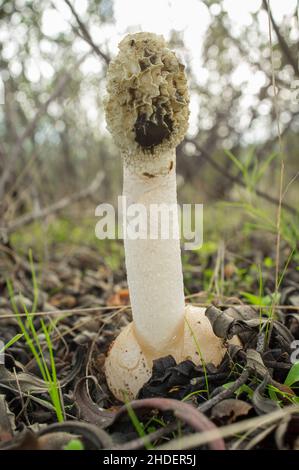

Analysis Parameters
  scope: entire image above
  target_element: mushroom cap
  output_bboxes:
[104,32,189,168]
[105,305,240,401]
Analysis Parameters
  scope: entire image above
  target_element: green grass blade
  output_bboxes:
[185,316,210,398]
[0,333,24,354]
[124,395,154,450]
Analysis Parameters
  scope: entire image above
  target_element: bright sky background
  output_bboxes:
[47,0,298,71]
[51,0,299,56]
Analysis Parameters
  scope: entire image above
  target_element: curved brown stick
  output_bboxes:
[116,397,225,450]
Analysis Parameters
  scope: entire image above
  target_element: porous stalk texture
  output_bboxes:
[123,158,185,352]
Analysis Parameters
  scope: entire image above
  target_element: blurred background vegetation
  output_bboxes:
[0,0,298,298]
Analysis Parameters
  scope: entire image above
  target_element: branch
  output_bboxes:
[0,73,70,199]
[64,0,110,65]
[1,171,104,238]
[262,0,298,76]
[0,51,90,200]
[186,139,297,215]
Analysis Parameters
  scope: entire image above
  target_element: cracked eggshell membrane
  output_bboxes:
[104,32,189,171]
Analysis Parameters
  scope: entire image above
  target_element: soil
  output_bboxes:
[0,239,298,450]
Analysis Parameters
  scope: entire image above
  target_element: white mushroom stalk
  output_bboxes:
[104,32,235,401]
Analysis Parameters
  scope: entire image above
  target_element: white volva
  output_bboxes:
[104,32,240,401]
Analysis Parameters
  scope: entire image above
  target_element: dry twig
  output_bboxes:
[1,171,104,238]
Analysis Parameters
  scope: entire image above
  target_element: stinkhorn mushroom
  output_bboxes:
[104,32,238,401]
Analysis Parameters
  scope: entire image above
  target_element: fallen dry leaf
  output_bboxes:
[211,398,252,424]
[107,289,129,306]
[49,293,77,308]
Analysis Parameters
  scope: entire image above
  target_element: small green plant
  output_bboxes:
[7,250,64,422]
[123,393,154,450]
[267,384,299,405]
[263,257,274,268]
[185,316,210,398]
[141,416,166,438]
[241,292,278,308]
[0,333,24,355]
[222,148,298,249]
[225,148,277,195]
[284,362,299,390]
[223,382,254,399]
[64,439,84,450]
[264,248,295,345]
[182,389,208,402]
